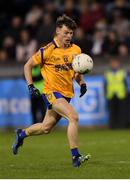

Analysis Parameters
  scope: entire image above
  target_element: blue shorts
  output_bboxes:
[42,92,71,109]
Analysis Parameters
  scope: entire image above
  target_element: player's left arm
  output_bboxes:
[74,73,87,97]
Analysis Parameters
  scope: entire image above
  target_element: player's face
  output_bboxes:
[56,25,73,46]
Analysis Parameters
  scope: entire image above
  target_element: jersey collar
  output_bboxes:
[53,37,72,49]
[52,37,60,48]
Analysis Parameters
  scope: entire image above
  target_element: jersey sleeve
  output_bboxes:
[77,46,82,54]
[32,44,52,65]
[32,48,44,65]
[73,44,82,54]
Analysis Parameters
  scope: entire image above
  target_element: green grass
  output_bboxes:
[0,128,130,179]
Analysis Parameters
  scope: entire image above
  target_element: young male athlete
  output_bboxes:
[12,14,90,167]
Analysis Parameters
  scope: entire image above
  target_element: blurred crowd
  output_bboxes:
[1,0,130,62]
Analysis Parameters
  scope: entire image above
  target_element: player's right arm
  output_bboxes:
[24,57,41,97]
[24,57,36,85]
[24,44,52,97]
[24,47,45,97]
[24,46,45,85]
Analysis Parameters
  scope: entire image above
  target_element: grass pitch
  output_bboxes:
[0,128,130,179]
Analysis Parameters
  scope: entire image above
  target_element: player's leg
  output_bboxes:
[53,98,78,148]
[25,109,61,135]
[52,98,91,167]
[12,109,61,154]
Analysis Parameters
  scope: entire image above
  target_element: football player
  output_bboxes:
[12,14,91,167]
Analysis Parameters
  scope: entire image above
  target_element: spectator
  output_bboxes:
[0,49,8,62]
[106,0,130,21]
[90,1,106,27]
[25,5,43,26]
[36,12,55,46]
[62,0,80,24]
[111,10,130,41]
[103,30,119,55]
[118,43,129,57]
[25,5,43,38]
[79,1,94,34]
[104,57,127,129]
[44,0,61,22]
[16,29,37,62]
[91,29,105,56]
[95,19,107,34]
[2,36,16,60]
[74,27,92,55]
[79,1,105,34]
[4,16,23,42]
[125,69,130,128]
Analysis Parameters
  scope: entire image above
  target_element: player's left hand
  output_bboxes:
[79,83,87,97]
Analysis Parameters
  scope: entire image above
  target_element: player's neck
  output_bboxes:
[56,36,70,49]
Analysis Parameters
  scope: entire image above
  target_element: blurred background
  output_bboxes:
[0,0,130,129]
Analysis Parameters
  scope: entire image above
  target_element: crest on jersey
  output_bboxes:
[46,94,52,100]
[63,55,69,62]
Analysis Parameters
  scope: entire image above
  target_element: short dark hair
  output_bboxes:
[56,14,77,30]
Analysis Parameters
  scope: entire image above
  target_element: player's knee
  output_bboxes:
[42,126,51,134]
[69,112,79,122]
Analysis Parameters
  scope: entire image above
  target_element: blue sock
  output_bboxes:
[71,148,80,157]
[20,130,26,139]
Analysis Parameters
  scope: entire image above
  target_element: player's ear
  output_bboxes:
[56,27,60,35]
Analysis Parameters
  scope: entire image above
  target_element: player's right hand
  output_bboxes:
[28,84,41,98]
